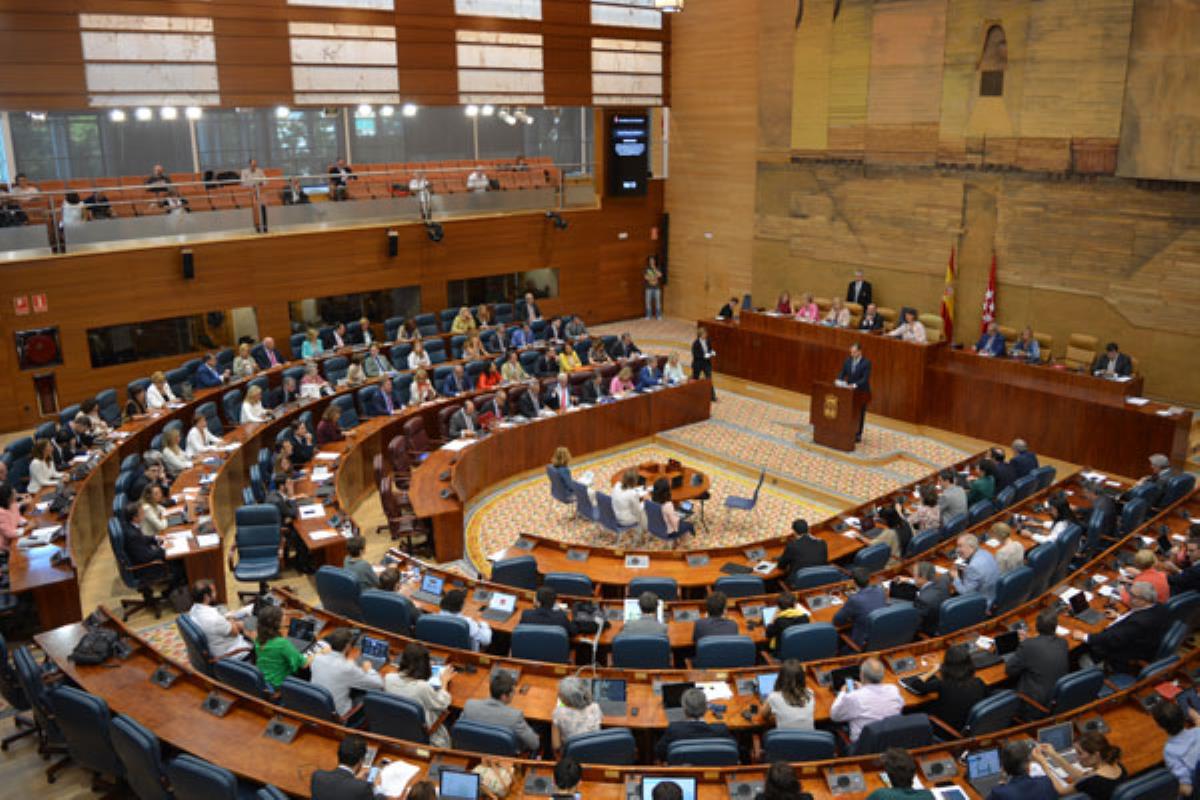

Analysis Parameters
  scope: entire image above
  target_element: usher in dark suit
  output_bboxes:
[836,353,872,440]
[310,766,373,800]
[779,535,829,583]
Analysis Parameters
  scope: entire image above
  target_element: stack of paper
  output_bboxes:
[196,533,221,548]
[310,467,333,482]
[696,681,733,701]
[309,529,338,541]
[298,505,326,520]
[442,439,473,451]
[315,452,339,461]
[377,761,422,797]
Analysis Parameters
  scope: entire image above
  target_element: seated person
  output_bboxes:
[989,741,1057,800]
[316,404,345,445]
[146,371,178,409]
[437,589,492,652]
[518,586,577,637]
[517,379,548,417]
[193,353,228,388]
[610,332,641,360]
[546,317,567,343]
[717,296,740,319]
[663,352,686,384]
[185,412,222,456]
[648,477,693,544]
[410,369,438,404]
[832,567,886,649]
[952,533,1000,604]
[407,340,432,370]
[765,591,810,655]
[558,342,582,372]
[1073,580,1166,674]
[476,390,510,427]
[609,366,635,396]
[1031,733,1126,800]
[460,669,541,754]
[501,351,530,383]
[764,659,815,730]
[775,291,794,315]
[1004,607,1069,711]
[823,297,851,328]
[544,373,576,411]
[1152,702,1200,797]
[886,309,927,343]
[254,604,315,690]
[587,339,611,365]
[867,749,934,800]
[240,384,272,424]
[450,306,477,334]
[121,501,171,583]
[448,400,479,439]
[300,328,324,359]
[477,362,503,390]
[510,323,535,349]
[160,427,192,477]
[579,371,609,403]
[441,365,471,396]
[300,362,331,396]
[310,627,384,718]
[653,687,736,763]
[564,315,587,338]
[362,344,393,377]
[342,536,378,590]
[384,642,453,747]
[552,758,582,797]
[463,333,489,360]
[1091,342,1132,378]
[829,657,903,743]
[187,580,251,659]
[635,361,662,391]
[858,303,884,331]
[905,643,986,732]
[975,322,1007,357]
[551,678,602,754]
[369,377,401,416]
[693,591,738,645]
[779,519,828,580]
[967,459,998,505]
[1010,326,1041,363]
[618,591,668,637]
[793,293,819,322]
[310,735,377,800]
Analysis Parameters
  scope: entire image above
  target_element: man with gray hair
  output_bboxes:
[1129,453,1179,510]
[1072,580,1168,674]
[910,561,950,634]
[654,687,736,763]
[830,656,902,743]
[951,533,1000,604]
[618,592,668,638]
[1010,438,1038,478]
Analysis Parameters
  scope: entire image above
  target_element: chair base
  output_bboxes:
[119,585,169,621]
[1,713,36,751]
[43,754,71,784]
[237,581,273,607]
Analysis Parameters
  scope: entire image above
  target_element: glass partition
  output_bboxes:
[446,268,558,307]
[87,307,259,368]
[288,286,422,329]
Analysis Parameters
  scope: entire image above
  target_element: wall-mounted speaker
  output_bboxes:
[387,230,398,257]
[182,248,194,280]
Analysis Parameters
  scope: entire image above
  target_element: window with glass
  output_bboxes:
[88,307,259,368]
[288,286,422,329]
[447,268,558,307]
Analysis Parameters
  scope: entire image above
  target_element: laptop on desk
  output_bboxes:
[755,672,778,699]
[286,617,324,652]
[994,630,1021,662]
[411,573,445,605]
[591,678,628,716]
[661,681,696,722]
[965,748,1005,797]
[1038,722,1082,768]
[480,592,517,622]
[1068,591,1105,626]
[440,769,481,800]
[358,635,389,670]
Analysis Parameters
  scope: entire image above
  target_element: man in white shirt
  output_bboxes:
[240,158,267,188]
[9,173,40,196]
[187,580,251,660]
[467,166,489,192]
[438,589,492,652]
[309,628,384,718]
[829,657,903,743]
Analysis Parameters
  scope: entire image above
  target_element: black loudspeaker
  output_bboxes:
[387,230,398,257]
[660,213,669,284]
[181,248,194,280]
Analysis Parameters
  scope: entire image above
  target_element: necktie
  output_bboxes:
[268,350,278,366]
[561,388,569,409]
[384,392,393,414]
[374,356,383,373]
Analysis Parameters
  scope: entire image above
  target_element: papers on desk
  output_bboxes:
[1056,625,1071,636]
[18,526,61,548]
[199,473,216,485]
[310,467,333,482]
[753,560,778,575]
[163,533,191,557]
[1082,470,1109,483]
[1158,407,1184,417]
[1098,585,1120,600]
[309,529,338,541]
[110,431,131,440]
[975,635,994,651]
[298,504,326,520]
[315,452,340,461]
[35,501,50,513]
[1058,587,1094,603]
[71,454,89,464]
[844,517,861,529]
[442,438,473,452]
[934,565,949,575]
[1112,375,1134,383]
[196,533,220,549]
[696,681,733,701]
[377,760,422,798]
[1125,397,1151,407]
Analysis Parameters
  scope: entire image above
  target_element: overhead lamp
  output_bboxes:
[109,109,127,123]
[160,106,178,120]
[27,112,47,122]
[275,105,290,119]
[356,103,374,118]
[514,107,533,125]
[425,221,444,242]
[401,103,418,117]
[464,104,479,118]
[185,106,203,120]
[481,104,495,117]
[498,107,516,125]
[379,105,395,117]
[134,107,153,121]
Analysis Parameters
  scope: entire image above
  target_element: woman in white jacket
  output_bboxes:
[240,385,272,424]
[27,439,64,493]
[145,372,178,409]
[186,414,222,457]
[139,484,169,538]
[160,427,193,477]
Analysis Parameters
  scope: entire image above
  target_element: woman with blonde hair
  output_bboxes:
[27,439,64,493]
[609,366,635,397]
[501,351,529,383]
[991,522,1024,575]
[450,306,477,334]
[161,427,192,477]
[663,352,686,384]
[410,368,438,404]
[462,333,488,360]
[300,327,324,359]
[345,354,366,387]
[146,371,177,409]
[407,339,431,370]
[558,342,582,372]
[824,297,851,328]
[231,343,257,379]
[240,384,272,423]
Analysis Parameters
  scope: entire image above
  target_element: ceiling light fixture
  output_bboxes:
[481,104,495,117]
[185,106,203,120]
[109,109,127,123]
[402,103,418,117]
[160,106,178,120]
[379,105,395,117]
[275,105,290,119]
[356,103,374,118]
[464,104,479,118]
[134,107,153,121]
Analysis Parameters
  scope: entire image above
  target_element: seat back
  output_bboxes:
[790,565,846,590]
[258,787,290,800]
[629,576,678,601]
[424,338,446,362]
[1138,655,1180,682]
[96,388,122,426]
[1157,620,1191,661]
[1031,465,1057,491]
[612,635,671,669]
[595,491,634,534]
[279,676,339,722]
[360,590,417,636]
[1064,334,1097,370]
[994,485,1016,509]
[384,316,405,341]
[50,685,124,778]
[176,614,215,677]
[863,605,920,650]
[415,615,471,650]
[546,465,574,505]
[167,753,240,800]
[1162,474,1197,508]
[1120,497,1149,534]
[1011,474,1037,502]
[763,729,836,762]
[666,738,740,766]
[853,542,891,574]
[450,719,521,756]
[694,635,757,669]
[991,566,1035,615]
[221,389,242,424]
[1085,503,1117,553]
[332,394,360,429]
[570,479,599,522]
[491,555,539,590]
[234,504,281,570]
[967,499,995,526]
[1052,523,1083,582]
[561,728,638,765]
[1050,668,1104,714]
[1026,542,1059,597]
[778,623,838,661]
[357,386,381,418]
[111,713,171,800]
[196,401,222,435]
[543,572,593,597]
[906,528,941,558]
[362,691,428,743]
[214,658,271,698]
[935,594,988,635]
[853,713,933,755]
[713,575,765,598]
[322,355,349,384]
[1111,769,1178,800]
[314,565,363,620]
[108,517,142,590]
[964,689,1020,736]
[1166,591,1200,628]
[941,511,968,538]
[14,646,58,739]
[511,624,570,664]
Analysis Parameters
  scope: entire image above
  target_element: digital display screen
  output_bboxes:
[608,112,649,196]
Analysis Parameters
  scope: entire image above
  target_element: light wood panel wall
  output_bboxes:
[0,185,662,431]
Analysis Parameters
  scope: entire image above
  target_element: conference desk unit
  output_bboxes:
[704,315,1189,477]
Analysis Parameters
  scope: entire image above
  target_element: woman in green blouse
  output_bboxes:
[967,458,999,506]
[254,604,314,688]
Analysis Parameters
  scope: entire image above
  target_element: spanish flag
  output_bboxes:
[940,246,956,343]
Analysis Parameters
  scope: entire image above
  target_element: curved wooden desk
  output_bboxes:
[608,462,711,503]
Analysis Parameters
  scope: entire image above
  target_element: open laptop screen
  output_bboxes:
[966,749,1001,781]
[642,777,697,800]
[420,573,444,596]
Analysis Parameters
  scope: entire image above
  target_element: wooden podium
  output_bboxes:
[810,380,869,452]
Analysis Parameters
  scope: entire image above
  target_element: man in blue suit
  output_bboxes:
[440,365,470,397]
[833,567,886,650]
[974,322,1007,357]
[1010,438,1038,478]
[836,342,871,442]
[510,323,534,349]
[193,353,228,388]
[635,362,661,391]
[368,377,398,416]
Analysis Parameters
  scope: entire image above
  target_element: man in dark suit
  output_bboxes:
[609,333,641,360]
[516,381,546,417]
[833,567,886,649]
[836,342,872,442]
[518,586,577,637]
[990,447,1017,492]
[1075,580,1167,674]
[717,297,739,320]
[311,735,375,800]
[367,377,398,417]
[857,303,884,332]
[975,322,1007,357]
[544,374,575,411]
[1005,607,1069,707]
[779,519,828,583]
[448,400,478,439]
[1079,481,1118,553]
[440,365,470,397]
[691,326,717,401]
[520,291,542,323]
[653,687,736,763]
[692,591,738,645]
[255,336,284,369]
[1010,438,1038,478]
[909,561,950,634]
[846,270,872,307]
[578,373,608,404]
[193,353,228,388]
[1091,342,1132,378]
[476,390,509,427]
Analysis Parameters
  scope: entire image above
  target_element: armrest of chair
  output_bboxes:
[751,732,764,763]
[761,652,780,667]
[928,715,961,740]
[839,633,861,652]
[128,558,168,572]
[428,708,451,736]
[1017,692,1049,716]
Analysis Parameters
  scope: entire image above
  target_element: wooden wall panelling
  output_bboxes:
[789,0,834,153]
[214,19,293,107]
[825,0,872,158]
[756,0,794,156]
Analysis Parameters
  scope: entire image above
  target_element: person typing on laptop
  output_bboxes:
[1031,732,1126,800]
[764,659,815,731]
[1071,580,1167,674]
[310,627,384,719]
[438,589,492,652]
[519,586,578,637]
[988,741,1057,800]
[653,687,737,763]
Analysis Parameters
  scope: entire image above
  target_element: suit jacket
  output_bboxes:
[254,346,284,369]
[975,332,1007,357]
[717,303,735,319]
[518,606,578,637]
[621,617,669,637]
[461,697,540,752]
[858,314,883,332]
[692,617,738,646]
[913,577,950,634]
[362,353,393,378]
[441,373,470,397]
[517,389,544,418]
[476,398,508,425]
[544,383,575,411]
[123,522,165,567]
[448,408,477,439]
[367,388,397,417]
[992,460,1017,492]
[1091,352,1132,377]
[579,379,607,403]
[692,338,715,372]
[846,280,873,307]
[310,767,374,800]
[779,535,829,581]
[1004,634,1069,705]
[193,364,223,388]
[654,719,735,762]
[1011,451,1039,478]
[635,366,661,391]
[609,340,641,360]
[833,585,886,647]
[1087,604,1168,673]
[837,355,872,391]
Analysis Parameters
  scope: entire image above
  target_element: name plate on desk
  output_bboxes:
[686,553,710,567]
[743,547,766,561]
[513,537,534,550]
[566,548,590,562]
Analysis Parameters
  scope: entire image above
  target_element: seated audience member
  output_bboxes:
[254,604,314,689]
[300,328,324,359]
[285,419,314,466]
[1010,438,1039,478]
[1046,492,1081,541]
[1010,326,1041,363]
[460,669,541,754]
[779,519,828,581]
[1033,733,1126,799]
[27,439,64,493]
[635,360,663,391]
[301,362,332,397]
[619,592,668,637]
[281,178,310,206]
[829,657,903,744]
[718,296,740,319]
[873,505,910,566]
[610,332,641,360]
[578,371,608,404]
[397,318,420,342]
[521,291,542,323]
[551,677,602,753]
[990,446,1017,491]
[648,477,694,544]
[366,377,398,417]
[908,485,940,532]
[833,567,886,649]
[128,452,170,503]
[536,347,561,378]
[328,158,355,199]
[612,468,648,535]
[272,375,300,408]
[316,404,345,445]
[1165,535,1200,595]
[362,344,392,378]
[909,643,986,731]
[501,351,530,383]
[266,454,313,574]
[517,379,547,417]
[474,305,495,329]
[1091,341,1132,378]
[823,297,851,328]
[510,322,534,349]
[585,339,610,366]
[160,427,192,477]
[867,749,934,800]
[654,687,736,763]
[376,568,422,631]
[121,501,168,580]
[610,366,636,397]
[330,322,347,349]
[310,627,384,718]
[544,374,575,411]
[410,369,438,404]
[910,561,950,634]
[462,333,489,360]
[558,342,582,372]
[146,371,178,409]
[693,591,738,645]
[775,291,794,315]
[66,414,94,452]
[663,352,687,384]
[565,315,587,338]
[187,580,251,659]
[1123,548,1169,603]
[477,362,503,391]
[952,533,1000,604]
[1074,580,1166,674]
[937,468,968,521]
[49,427,76,470]
[519,586,578,637]
[407,340,432,370]
[547,446,576,489]
[440,365,469,397]
[145,164,172,192]
[975,322,1007,357]
[438,589,492,652]
[1152,701,1200,798]
[985,522,1023,575]
[231,343,257,379]
[447,400,478,439]
[967,459,998,505]
[545,316,567,343]
[310,735,375,800]
[858,303,884,332]
[240,158,266,188]
[344,355,366,387]
[384,642,453,747]
[193,353,228,388]
[765,659,814,730]
[240,384,272,424]
[1130,453,1177,509]
[793,293,819,323]
[886,308,927,343]
[79,398,110,436]
[990,741,1057,800]
[186,413,222,457]
[1005,607,1069,708]
[0,484,27,549]
[553,757,582,797]
[451,306,477,334]
[342,536,378,590]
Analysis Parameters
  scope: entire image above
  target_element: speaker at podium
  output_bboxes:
[811,380,870,452]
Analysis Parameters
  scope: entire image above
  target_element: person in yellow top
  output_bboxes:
[558,342,583,372]
[450,306,477,335]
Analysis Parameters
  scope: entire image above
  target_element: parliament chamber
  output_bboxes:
[2,2,1200,800]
